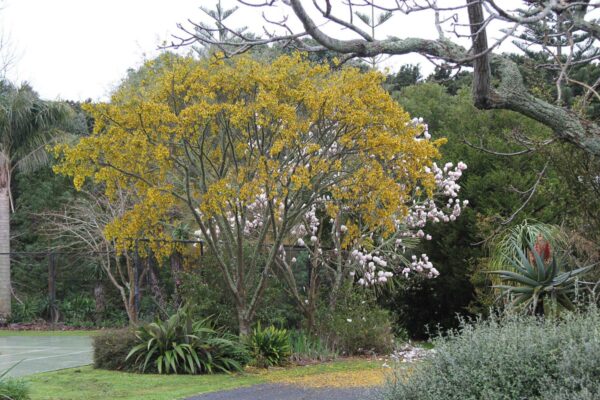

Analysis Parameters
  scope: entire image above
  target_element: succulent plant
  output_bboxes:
[489,238,596,315]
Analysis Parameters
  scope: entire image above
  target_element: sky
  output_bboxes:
[0,0,515,101]
[2,0,203,100]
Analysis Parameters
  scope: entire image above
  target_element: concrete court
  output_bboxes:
[0,335,92,377]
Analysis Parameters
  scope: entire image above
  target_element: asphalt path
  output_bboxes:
[186,383,379,400]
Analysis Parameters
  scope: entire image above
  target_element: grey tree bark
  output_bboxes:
[290,0,600,157]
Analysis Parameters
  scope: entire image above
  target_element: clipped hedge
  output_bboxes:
[93,328,140,371]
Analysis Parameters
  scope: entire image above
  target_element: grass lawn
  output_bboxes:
[0,330,100,337]
[27,358,388,400]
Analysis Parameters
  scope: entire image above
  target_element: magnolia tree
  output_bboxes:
[273,127,467,329]
[55,54,466,334]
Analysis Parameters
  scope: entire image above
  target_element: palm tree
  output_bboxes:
[0,81,72,320]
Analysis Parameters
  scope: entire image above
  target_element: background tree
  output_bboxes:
[378,67,600,336]
[0,81,72,319]
[41,187,144,324]
[385,64,422,93]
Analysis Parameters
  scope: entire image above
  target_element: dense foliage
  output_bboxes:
[0,379,29,400]
[383,309,600,400]
[246,324,291,368]
[317,290,395,355]
[6,52,600,355]
[0,362,29,400]
[127,307,248,374]
[380,72,600,337]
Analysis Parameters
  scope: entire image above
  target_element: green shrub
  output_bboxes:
[127,306,248,374]
[246,324,291,368]
[383,308,600,400]
[10,296,48,323]
[96,306,128,328]
[0,363,30,400]
[93,328,140,371]
[289,331,337,362]
[318,290,394,355]
[60,294,96,326]
[0,379,29,400]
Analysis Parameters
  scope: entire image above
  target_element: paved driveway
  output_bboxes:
[0,336,92,377]
[186,383,379,400]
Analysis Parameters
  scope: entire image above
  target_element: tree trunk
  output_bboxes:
[48,253,59,324]
[237,309,250,337]
[0,187,10,321]
[305,307,316,334]
[149,266,168,315]
[170,252,183,306]
[467,0,492,109]
[125,255,138,324]
[94,282,105,323]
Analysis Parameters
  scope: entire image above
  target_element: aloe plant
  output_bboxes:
[489,240,596,315]
[488,221,567,276]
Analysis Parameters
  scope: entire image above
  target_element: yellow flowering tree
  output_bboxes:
[55,54,450,334]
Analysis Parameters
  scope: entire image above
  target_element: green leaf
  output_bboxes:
[489,270,541,287]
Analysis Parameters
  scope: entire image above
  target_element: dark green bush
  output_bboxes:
[246,324,291,368]
[127,307,249,374]
[178,251,302,334]
[319,290,394,355]
[383,308,600,400]
[93,328,140,371]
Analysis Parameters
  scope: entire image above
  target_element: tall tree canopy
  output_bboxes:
[177,0,600,157]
